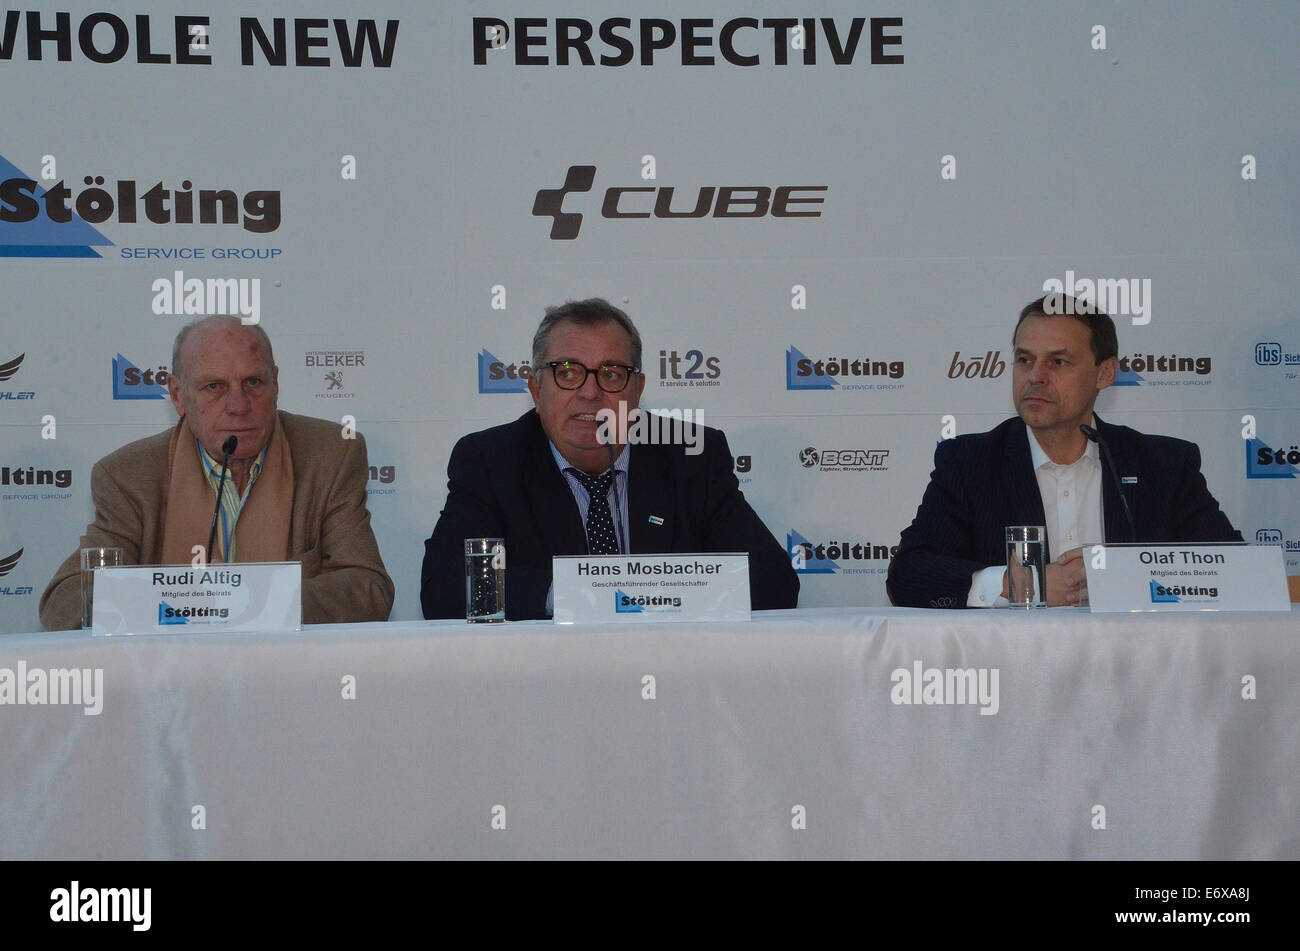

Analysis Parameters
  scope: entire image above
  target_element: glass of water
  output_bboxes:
[80,546,123,629]
[1005,526,1046,608]
[464,538,506,623]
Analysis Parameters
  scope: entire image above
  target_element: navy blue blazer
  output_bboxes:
[421,410,799,619]
[885,415,1242,608]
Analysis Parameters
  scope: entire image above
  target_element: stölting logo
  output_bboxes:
[1111,351,1212,387]
[533,164,827,240]
[0,152,282,259]
[478,349,532,393]
[1246,437,1300,479]
[112,354,169,399]
[787,529,897,575]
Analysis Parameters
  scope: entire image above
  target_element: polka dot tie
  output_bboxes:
[569,469,620,555]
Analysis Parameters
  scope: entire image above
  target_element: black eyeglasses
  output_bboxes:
[544,361,640,392]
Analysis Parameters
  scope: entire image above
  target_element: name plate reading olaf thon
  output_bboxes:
[91,562,302,635]
[553,554,751,625]
[1085,544,1289,613]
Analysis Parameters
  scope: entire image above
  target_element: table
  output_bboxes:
[2,608,1296,859]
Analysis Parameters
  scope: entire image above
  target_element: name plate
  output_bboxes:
[552,553,751,625]
[1084,544,1289,613]
[91,562,302,635]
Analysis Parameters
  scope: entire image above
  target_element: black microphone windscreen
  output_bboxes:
[221,435,238,456]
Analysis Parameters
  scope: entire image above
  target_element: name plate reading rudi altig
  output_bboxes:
[552,553,751,625]
[1085,543,1289,613]
[91,562,303,635]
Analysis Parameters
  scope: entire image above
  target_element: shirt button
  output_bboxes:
[1063,490,1070,497]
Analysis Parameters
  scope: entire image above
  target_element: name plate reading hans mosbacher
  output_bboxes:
[1085,544,1289,613]
[91,562,302,635]
[552,554,751,625]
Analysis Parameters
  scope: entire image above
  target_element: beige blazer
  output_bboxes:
[40,411,394,629]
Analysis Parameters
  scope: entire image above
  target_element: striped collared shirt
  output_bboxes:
[198,440,268,562]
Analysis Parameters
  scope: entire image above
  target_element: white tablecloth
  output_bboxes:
[2,607,1296,859]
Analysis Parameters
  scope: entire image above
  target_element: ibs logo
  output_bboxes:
[1256,528,1299,568]
[1253,341,1300,377]
[0,548,32,596]
[112,354,169,399]
[1255,342,1282,366]
[532,164,826,240]
[477,349,532,393]
[658,349,720,387]
[798,447,889,472]
[1149,580,1219,603]
[615,589,682,613]
[787,529,897,574]
[1112,352,1212,387]
[0,353,35,400]
[1246,438,1300,479]
[786,346,904,391]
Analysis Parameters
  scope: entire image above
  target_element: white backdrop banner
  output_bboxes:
[1,2,1297,631]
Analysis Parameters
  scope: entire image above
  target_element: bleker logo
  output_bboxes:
[477,349,532,393]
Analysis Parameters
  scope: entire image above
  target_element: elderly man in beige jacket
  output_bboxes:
[40,315,393,629]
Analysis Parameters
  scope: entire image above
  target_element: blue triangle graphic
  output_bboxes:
[0,154,114,257]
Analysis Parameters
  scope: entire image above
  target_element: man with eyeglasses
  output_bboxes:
[421,297,798,620]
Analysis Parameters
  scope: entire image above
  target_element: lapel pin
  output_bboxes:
[1121,476,1138,484]
[648,515,664,526]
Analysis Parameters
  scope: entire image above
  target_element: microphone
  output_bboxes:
[1080,424,1136,542]
[205,435,238,564]
[606,439,626,556]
